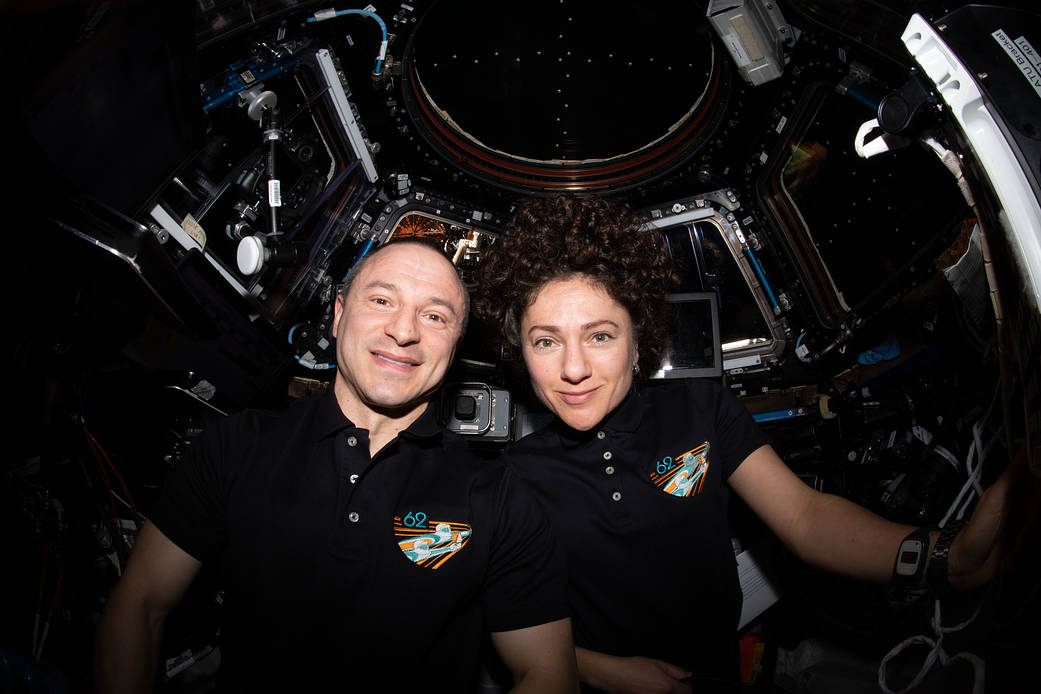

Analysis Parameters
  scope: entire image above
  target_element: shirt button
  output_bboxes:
[605,466,615,475]
[346,435,358,447]
[611,491,622,502]
[603,451,613,461]
[349,474,359,484]
[348,511,360,523]
[596,431,606,440]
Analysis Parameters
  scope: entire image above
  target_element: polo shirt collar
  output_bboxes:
[314,387,352,440]
[313,387,443,443]
[398,399,443,442]
[554,385,646,447]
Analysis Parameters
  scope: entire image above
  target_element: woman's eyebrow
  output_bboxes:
[525,319,619,335]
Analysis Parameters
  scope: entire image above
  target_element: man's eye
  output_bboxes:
[425,313,445,323]
[591,332,612,343]
[371,297,389,306]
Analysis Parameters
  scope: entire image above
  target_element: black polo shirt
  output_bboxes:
[149,389,567,693]
[504,379,770,685]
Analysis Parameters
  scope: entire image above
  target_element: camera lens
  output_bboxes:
[454,395,477,420]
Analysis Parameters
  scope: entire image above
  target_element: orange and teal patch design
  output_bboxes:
[649,442,710,497]
[394,514,472,569]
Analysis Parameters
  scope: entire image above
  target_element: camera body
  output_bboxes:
[441,383,513,444]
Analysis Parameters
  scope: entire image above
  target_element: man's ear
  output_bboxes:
[332,293,345,336]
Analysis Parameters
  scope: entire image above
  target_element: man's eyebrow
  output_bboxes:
[525,319,619,335]
[361,280,398,294]
[427,296,460,318]
[361,280,460,318]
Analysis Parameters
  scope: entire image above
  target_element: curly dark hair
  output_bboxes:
[475,194,676,375]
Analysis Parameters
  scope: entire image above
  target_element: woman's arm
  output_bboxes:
[729,445,914,581]
[728,444,1032,588]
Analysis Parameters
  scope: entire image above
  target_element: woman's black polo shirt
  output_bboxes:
[504,378,770,684]
[149,389,567,692]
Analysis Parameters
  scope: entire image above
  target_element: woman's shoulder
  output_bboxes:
[639,377,728,408]
[505,424,559,455]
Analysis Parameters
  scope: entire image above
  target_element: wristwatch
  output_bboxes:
[926,519,967,592]
[893,526,931,585]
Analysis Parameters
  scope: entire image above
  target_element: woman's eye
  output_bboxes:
[533,337,555,349]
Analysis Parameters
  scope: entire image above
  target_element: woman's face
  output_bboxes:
[520,276,638,431]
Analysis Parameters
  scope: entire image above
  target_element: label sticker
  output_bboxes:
[182,214,206,249]
[268,179,282,207]
[992,29,1041,99]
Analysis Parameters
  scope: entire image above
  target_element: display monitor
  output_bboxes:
[652,291,722,379]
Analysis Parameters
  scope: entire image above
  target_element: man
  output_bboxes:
[94,240,578,693]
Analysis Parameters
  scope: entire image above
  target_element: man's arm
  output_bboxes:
[490,617,579,694]
[93,521,202,694]
[575,647,692,694]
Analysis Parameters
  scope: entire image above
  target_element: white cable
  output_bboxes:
[937,597,985,634]
[947,652,986,692]
[879,599,985,694]
[947,438,981,524]
[881,377,1001,692]
[970,422,987,497]
[958,427,1005,522]
[939,415,1002,526]
[933,444,961,470]
[878,633,941,694]
[940,462,979,527]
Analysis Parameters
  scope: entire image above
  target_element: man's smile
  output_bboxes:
[373,351,421,368]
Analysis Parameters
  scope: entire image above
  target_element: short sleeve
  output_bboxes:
[704,381,772,479]
[147,418,233,562]
[481,468,570,632]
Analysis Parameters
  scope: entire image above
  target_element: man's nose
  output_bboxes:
[386,309,420,344]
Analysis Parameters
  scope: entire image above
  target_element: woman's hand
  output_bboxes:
[576,648,693,694]
[949,446,1037,590]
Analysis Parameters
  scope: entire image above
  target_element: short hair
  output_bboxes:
[339,238,470,335]
[474,194,675,375]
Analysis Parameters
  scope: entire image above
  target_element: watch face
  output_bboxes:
[896,539,925,576]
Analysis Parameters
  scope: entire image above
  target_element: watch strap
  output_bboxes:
[892,526,931,585]
[926,519,967,593]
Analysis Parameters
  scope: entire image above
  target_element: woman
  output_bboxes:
[475,194,1023,693]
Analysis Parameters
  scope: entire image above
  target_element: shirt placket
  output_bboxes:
[331,428,375,558]
[593,428,631,524]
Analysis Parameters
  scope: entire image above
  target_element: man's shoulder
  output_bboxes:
[432,430,510,479]
[497,426,561,483]
[202,393,326,446]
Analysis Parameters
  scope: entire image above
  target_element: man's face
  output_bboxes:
[332,244,466,419]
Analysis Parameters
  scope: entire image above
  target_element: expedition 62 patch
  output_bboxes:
[394,513,472,569]
[649,442,710,497]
